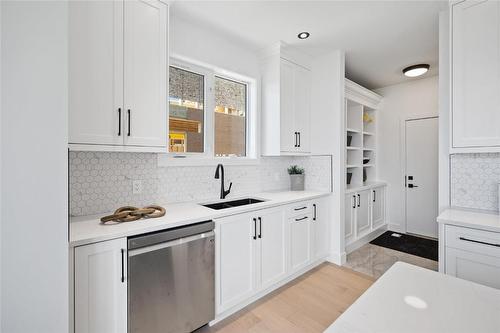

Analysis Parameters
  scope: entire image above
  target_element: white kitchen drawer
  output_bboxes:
[445,225,500,258]
[287,202,312,218]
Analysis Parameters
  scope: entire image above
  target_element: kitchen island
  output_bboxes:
[325,262,500,333]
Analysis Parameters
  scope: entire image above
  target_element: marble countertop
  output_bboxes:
[437,207,500,233]
[70,190,330,247]
[325,262,500,333]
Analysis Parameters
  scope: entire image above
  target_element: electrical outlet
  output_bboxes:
[132,180,142,194]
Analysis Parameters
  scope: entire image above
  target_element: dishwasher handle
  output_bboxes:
[128,231,215,257]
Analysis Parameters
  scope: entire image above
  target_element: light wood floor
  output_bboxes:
[197,263,374,333]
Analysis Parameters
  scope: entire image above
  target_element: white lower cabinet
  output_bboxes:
[444,224,500,289]
[216,207,286,314]
[289,214,312,272]
[345,185,386,246]
[74,238,127,333]
[216,197,331,316]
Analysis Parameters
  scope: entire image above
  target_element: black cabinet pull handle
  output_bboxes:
[258,217,262,238]
[352,195,356,209]
[313,204,317,221]
[294,132,298,147]
[357,194,360,207]
[373,190,376,202]
[294,206,307,211]
[118,108,121,136]
[127,109,131,136]
[459,237,500,248]
[295,216,308,222]
[120,248,125,283]
[253,218,257,240]
[298,132,301,147]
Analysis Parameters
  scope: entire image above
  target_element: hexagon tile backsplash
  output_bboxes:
[451,153,500,211]
[69,152,332,216]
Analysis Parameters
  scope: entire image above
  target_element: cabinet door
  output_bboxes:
[345,194,356,245]
[290,215,311,272]
[68,0,124,146]
[452,0,500,148]
[216,213,257,313]
[294,65,311,153]
[258,208,287,290]
[446,247,500,289]
[124,0,167,147]
[280,59,297,152]
[312,198,330,260]
[355,190,371,237]
[74,238,127,333]
[371,187,385,229]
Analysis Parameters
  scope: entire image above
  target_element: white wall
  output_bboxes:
[170,14,260,78]
[375,76,439,232]
[310,50,345,264]
[1,2,68,332]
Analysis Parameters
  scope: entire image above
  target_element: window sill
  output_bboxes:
[157,154,260,167]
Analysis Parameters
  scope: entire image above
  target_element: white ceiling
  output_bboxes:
[171,1,446,89]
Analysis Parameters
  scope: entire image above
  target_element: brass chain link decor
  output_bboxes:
[100,205,166,225]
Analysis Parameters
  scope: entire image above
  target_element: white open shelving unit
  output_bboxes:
[345,98,378,189]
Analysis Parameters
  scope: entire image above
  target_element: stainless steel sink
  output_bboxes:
[201,198,265,210]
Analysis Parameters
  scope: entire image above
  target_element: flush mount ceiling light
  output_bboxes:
[403,64,430,77]
[297,32,310,40]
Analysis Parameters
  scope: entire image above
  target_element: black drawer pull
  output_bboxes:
[459,237,500,248]
[295,216,308,222]
[120,248,125,283]
[294,206,307,211]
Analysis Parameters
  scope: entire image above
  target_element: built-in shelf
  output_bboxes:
[363,131,374,136]
[363,148,374,151]
[346,128,361,133]
[346,146,361,150]
[346,164,361,168]
[363,164,375,167]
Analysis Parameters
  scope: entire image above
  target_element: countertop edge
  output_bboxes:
[69,191,331,247]
[436,207,500,233]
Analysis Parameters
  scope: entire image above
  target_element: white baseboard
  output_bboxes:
[387,223,404,233]
[327,251,346,265]
[345,225,387,254]
[210,257,327,326]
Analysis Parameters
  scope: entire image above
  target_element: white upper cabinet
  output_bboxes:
[69,1,123,146]
[452,0,500,151]
[69,0,168,151]
[124,0,167,147]
[262,42,311,156]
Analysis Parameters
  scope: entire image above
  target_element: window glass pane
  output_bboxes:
[214,77,247,157]
[168,66,204,153]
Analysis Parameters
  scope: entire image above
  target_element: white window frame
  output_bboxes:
[159,56,259,166]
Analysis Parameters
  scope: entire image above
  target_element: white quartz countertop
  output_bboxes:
[437,207,500,233]
[325,262,500,333]
[70,191,330,247]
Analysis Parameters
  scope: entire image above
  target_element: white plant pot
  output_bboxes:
[290,174,305,191]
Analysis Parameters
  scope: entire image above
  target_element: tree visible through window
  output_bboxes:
[168,67,204,153]
[214,76,247,157]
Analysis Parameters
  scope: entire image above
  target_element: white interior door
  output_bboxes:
[405,117,438,238]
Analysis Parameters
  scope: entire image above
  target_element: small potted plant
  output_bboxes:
[288,165,305,191]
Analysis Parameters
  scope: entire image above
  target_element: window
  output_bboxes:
[214,76,247,157]
[168,66,204,153]
[164,59,255,164]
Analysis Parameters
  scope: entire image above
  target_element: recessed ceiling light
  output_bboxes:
[403,64,430,77]
[297,32,310,40]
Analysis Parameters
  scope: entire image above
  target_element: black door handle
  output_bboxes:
[408,184,419,188]
[127,109,131,136]
[352,195,356,209]
[298,132,301,147]
[253,218,257,240]
[357,194,360,207]
[373,190,376,202]
[313,204,317,221]
[120,248,125,283]
[118,108,122,136]
[294,132,298,147]
[258,217,262,238]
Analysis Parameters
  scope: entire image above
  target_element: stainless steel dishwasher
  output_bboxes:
[127,221,215,333]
